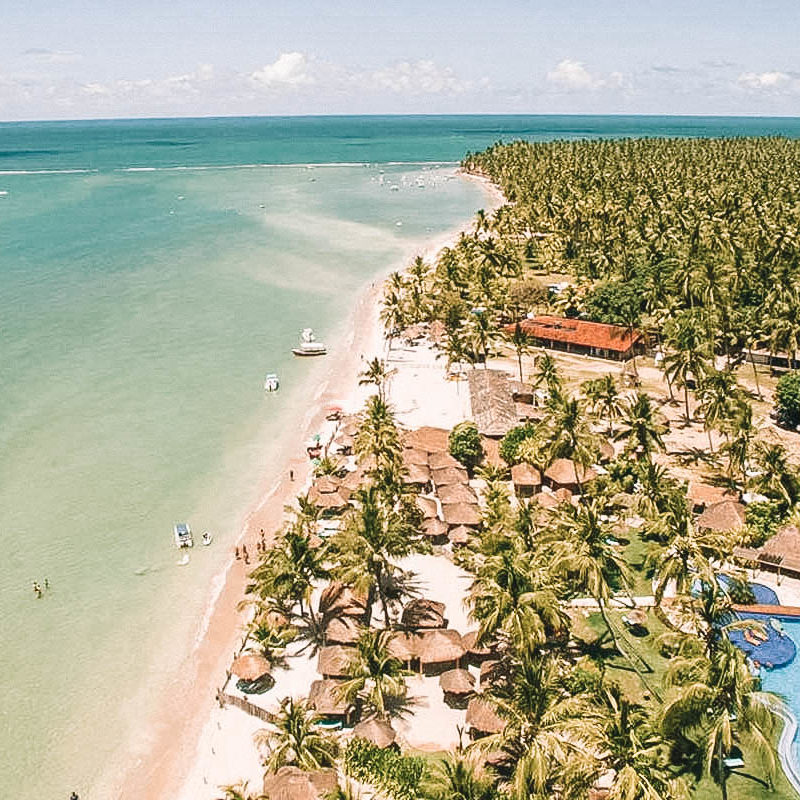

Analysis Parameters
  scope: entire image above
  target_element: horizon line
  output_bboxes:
[2,111,800,126]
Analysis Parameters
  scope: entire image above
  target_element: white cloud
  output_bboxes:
[368,60,486,95]
[546,59,626,92]
[737,70,797,92]
[23,47,81,65]
[251,52,313,89]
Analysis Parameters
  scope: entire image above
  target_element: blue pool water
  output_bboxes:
[717,574,781,606]
[729,614,797,668]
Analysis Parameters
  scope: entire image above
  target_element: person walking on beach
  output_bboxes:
[234,546,240,560]
[289,469,294,482]
[242,544,249,564]
[33,582,42,599]
[44,578,50,590]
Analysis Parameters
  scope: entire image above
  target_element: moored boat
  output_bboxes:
[264,373,280,392]
[292,328,327,357]
[174,522,193,548]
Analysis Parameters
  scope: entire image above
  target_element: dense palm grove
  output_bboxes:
[225,139,800,800]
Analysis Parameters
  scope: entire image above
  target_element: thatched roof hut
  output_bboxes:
[324,616,362,646]
[437,483,478,505]
[263,766,339,800]
[480,659,503,686]
[448,525,472,545]
[404,463,432,486]
[314,475,343,494]
[543,459,598,491]
[432,466,469,487]
[416,495,439,520]
[231,653,271,682]
[461,630,492,659]
[307,486,350,512]
[511,462,542,492]
[428,451,463,470]
[421,517,449,541]
[352,716,397,749]
[317,645,353,678]
[441,503,482,527]
[466,696,505,735]
[401,598,446,629]
[534,491,560,509]
[419,629,466,669]
[340,467,365,492]
[480,436,503,468]
[307,679,352,717]
[387,631,423,663]
[404,426,450,453]
[468,369,519,438]
[697,499,746,533]
[318,582,368,619]
[735,524,800,577]
[402,447,430,467]
[439,668,475,695]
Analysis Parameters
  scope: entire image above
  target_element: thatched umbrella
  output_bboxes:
[353,716,397,748]
[231,653,271,682]
[263,766,338,800]
[626,608,648,627]
[448,525,472,545]
[402,598,446,629]
[437,483,478,505]
[317,645,353,678]
[441,503,481,527]
[314,475,342,494]
[480,659,503,686]
[465,696,505,735]
[439,668,475,696]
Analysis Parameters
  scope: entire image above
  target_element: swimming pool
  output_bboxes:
[728,613,797,668]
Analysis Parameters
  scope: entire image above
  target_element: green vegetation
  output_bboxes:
[449,420,484,474]
[776,372,800,430]
[343,738,426,800]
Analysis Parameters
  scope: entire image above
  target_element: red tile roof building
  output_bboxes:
[506,316,644,360]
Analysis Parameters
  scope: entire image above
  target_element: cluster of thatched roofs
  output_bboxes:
[403,426,481,545]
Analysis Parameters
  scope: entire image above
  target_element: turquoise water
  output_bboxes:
[2,116,800,798]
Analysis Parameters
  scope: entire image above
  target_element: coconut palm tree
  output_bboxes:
[660,639,777,800]
[548,500,631,648]
[541,394,598,490]
[583,374,624,436]
[505,322,533,382]
[358,357,393,402]
[662,311,711,421]
[468,549,567,650]
[254,697,338,772]
[479,651,596,798]
[330,485,417,627]
[751,441,800,509]
[424,751,498,800]
[696,369,740,452]
[339,628,409,718]
[531,351,562,403]
[218,781,266,800]
[355,394,403,472]
[614,392,666,460]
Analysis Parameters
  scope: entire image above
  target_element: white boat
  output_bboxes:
[292,328,327,357]
[201,531,213,546]
[264,373,280,392]
[174,522,193,548]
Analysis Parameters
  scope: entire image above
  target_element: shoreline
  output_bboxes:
[115,171,503,800]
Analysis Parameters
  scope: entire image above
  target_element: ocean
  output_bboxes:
[1,115,800,799]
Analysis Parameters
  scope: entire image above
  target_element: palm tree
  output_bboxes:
[751,441,800,509]
[662,311,711,421]
[355,395,403,472]
[339,628,409,718]
[218,781,266,800]
[479,651,596,798]
[330,485,417,626]
[584,374,624,436]
[468,549,567,650]
[358,357,393,402]
[696,369,739,452]
[549,500,631,648]
[541,394,598,492]
[424,751,498,800]
[505,322,532,382]
[531,351,562,403]
[614,392,666,461]
[254,697,338,772]
[720,401,754,488]
[660,639,777,800]
[381,287,406,351]
[584,686,690,800]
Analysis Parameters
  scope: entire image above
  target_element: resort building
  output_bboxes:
[505,315,645,361]
[467,369,540,438]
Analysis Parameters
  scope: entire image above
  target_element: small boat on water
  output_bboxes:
[264,373,280,392]
[292,328,327,357]
[174,522,193,548]
[201,531,213,546]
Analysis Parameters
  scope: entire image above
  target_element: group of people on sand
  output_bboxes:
[31,578,50,598]
[234,529,267,565]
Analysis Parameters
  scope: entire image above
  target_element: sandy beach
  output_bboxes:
[114,172,502,800]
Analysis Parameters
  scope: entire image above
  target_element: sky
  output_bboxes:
[1,0,799,121]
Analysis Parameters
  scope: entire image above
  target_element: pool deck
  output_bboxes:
[733,604,800,617]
